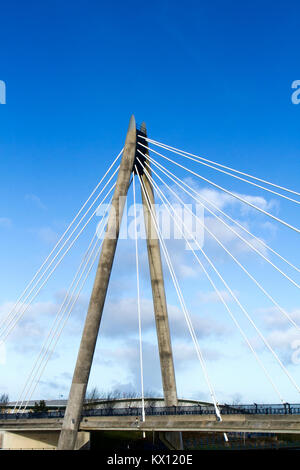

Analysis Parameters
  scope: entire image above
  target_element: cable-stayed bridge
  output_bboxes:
[1,116,300,450]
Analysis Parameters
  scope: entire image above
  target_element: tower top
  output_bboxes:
[134,120,147,175]
[128,114,136,132]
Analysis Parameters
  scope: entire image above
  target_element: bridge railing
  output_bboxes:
[1,404,300,420]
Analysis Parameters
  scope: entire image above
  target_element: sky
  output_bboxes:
[0,0,300,406]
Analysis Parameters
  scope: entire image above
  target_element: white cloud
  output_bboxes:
[250,307,300,364]
[204,215,269,258]
[94,338,224,395]
[96,296,229,341]
[259,307,300,331]
[158,180,274,259]
[172,341,223,366]
[266,328,300,351]
[95,340,163,393]
[37,227,59,245]
[180,178,277,216]
[0,300,58,350]
[25,194,47,210]
[237,193,278,216]
[197,289,234,304]
[0,292,228,358]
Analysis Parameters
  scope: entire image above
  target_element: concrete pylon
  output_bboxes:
[138,123,183,450]
[138,123,178,407]
[57,115,137,450]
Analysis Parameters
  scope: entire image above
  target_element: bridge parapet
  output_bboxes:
[1,403,300,422]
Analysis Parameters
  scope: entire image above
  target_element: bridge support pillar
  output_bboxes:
[159,431,183,450]
[138,123,182,449]
[57,115,137,450]
[139,124,178,407]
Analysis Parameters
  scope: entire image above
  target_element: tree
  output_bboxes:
[0,394,9,413]
[144,391,158,408]
[85,387,101,402]
[33,400,48,413]
[231,394,242,406]
[84,387,108,410]
[83,387,161,411]
[0,394,9,405]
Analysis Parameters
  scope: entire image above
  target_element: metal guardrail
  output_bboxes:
[1,403,300,420]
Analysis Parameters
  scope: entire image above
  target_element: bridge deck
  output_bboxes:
[1,414,300,434]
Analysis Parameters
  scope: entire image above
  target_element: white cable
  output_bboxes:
[138,142,300,235]
[138,151,300,290]
[0,151,122,332]
[0,165,119,338]
[22,235,105,412]
[13,230,99,412]
[139,160,285,403]
[1,183,114,343]
[142,155,300,275]
[136,167,223,422]
[20,209,109,412]
[140,151,300,334]
[137,157,300,395]
[140,136,300,198]
[0,182,116,341]
[1,165,118,336]
[133,175,145,422]
[15,206,110,412]
[140,138,300,205]
[20,238,103,411]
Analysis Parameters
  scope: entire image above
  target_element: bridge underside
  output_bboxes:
[1,414,300,434]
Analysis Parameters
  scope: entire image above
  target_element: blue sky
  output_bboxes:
[0,1,300,405]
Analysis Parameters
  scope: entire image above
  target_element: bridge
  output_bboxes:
[1,116,300,450]
[2,403,300,431]
[2,404,300,450]
[3,414,300,434]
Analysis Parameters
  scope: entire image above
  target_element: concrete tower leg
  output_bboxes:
[138,123,183,450]
[57,116,137,450]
